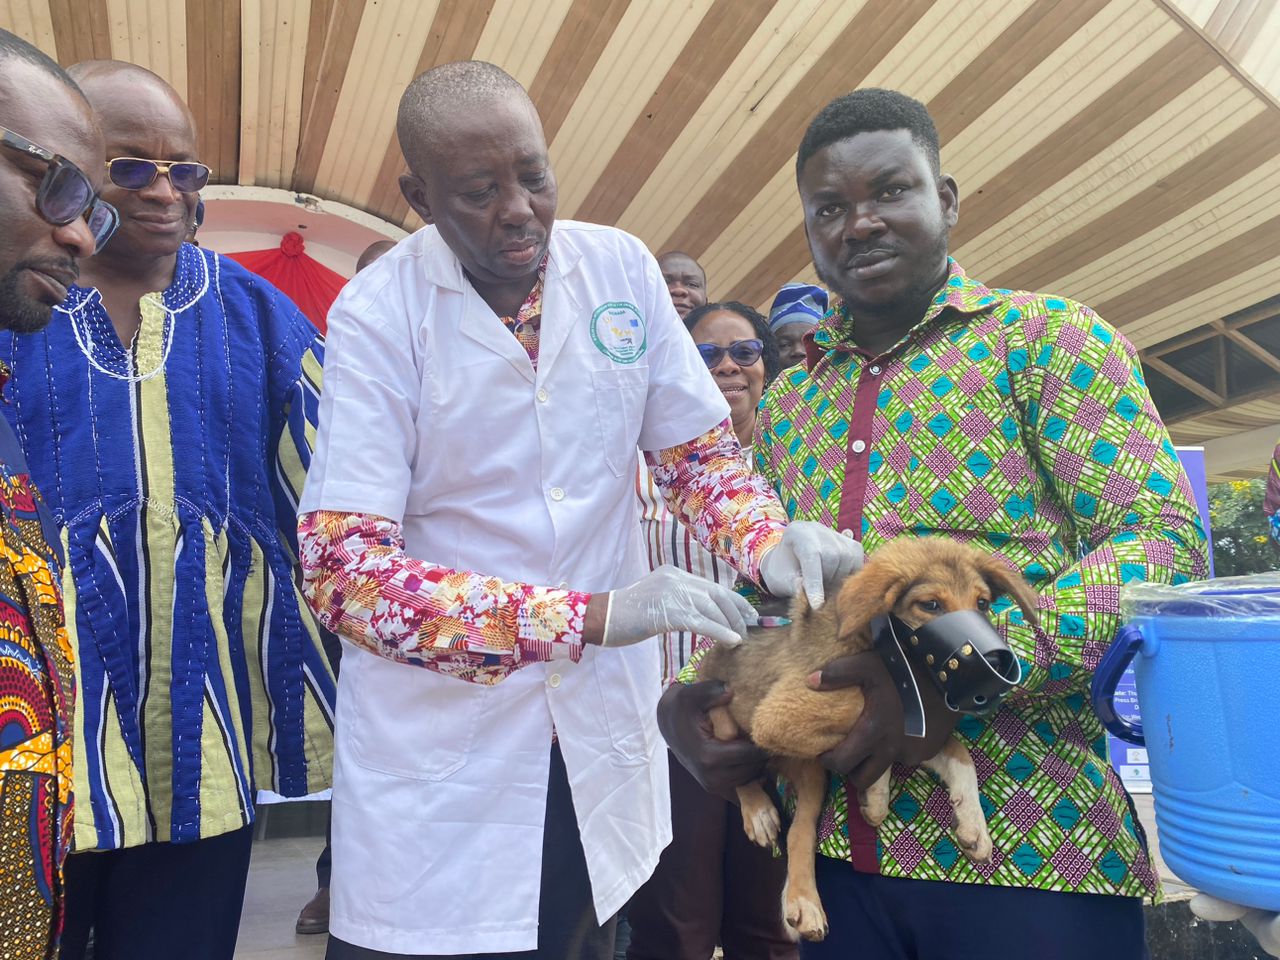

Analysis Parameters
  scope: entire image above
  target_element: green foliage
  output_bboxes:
[1207,478,1279,577]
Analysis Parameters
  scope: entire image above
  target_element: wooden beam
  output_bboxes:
[573,0,774,226]
[663,0,934,258]
[48,0,111,65]
[1216,334,1229,397]
[1143,326,1220,357]
[293,0,365,195]
[995,111,1280,293]
[1143,354,1225,406]
[1096,215,1280,328]
[1165,381,1280,425]
[526,0,630,144]
[1223,327,1280,377]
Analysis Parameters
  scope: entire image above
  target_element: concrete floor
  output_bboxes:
[233,795,1187,958]
[236,835,328,959]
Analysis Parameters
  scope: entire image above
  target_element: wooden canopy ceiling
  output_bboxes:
[3,0,1280,462]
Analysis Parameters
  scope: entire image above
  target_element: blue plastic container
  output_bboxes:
[1092,577,1280,911]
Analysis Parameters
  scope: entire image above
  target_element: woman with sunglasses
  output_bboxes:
[628,302,796,960]
[686,302,781,449]
[0,61,337,960]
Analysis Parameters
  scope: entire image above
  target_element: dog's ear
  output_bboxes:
[835,556,912,633]
[979,554,1040,627]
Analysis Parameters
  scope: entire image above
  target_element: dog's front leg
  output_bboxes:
[858,767,893,827]
[776,757,829,942]
[920,736,993,863]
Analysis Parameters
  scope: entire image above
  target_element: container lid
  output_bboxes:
[1122,572,1280,619]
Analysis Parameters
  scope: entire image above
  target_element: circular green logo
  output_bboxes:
[590,301,647,363]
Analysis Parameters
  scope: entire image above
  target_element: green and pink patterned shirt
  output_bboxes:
[755,259,1208,898]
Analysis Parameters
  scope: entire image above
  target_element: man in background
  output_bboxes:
[658,250,707,319]
[768,282,827,369]
[0,28,115,959]
[1,61,336,960]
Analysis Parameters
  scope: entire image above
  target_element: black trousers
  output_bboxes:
[326,742,617,959]
[799,854,1149,960]
[626,753,798,960]
[315,619,344,889]
[59,825,255,960]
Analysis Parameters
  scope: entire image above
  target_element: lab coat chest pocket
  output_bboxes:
[591,367,649,477]
[348,652,485,781]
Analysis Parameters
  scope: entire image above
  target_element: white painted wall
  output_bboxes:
[194,186,409,278]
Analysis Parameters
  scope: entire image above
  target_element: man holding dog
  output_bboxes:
[661,89,1209,959]
[297,61,858,958]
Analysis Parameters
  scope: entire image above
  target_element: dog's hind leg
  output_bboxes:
[776,757,829,942]
[920,736,993,864]
[859,767,893,827]
[709,704,781,848]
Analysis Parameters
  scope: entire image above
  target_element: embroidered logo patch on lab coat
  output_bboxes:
[590,301,647,364]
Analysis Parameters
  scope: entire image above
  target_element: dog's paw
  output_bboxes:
[956,824,993,864]
[742,799,781,848]
[784,886,829,942]
[858,797,889,828]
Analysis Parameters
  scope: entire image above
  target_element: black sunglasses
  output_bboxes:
[698,339,764,369]
[106,157,211,194]
[0,126,119,248]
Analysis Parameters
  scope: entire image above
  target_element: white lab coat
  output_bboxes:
[300,220,729,955]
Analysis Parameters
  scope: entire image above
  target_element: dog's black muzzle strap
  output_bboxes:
[878,610,1023,721]
[871,615,928,739]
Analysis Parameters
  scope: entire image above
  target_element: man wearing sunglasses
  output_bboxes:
[0,59,336,960]
[0,29,112,960]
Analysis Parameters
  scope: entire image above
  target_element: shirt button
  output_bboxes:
[536,388,549,403]
[851,439,866,454]
[839,528,855,538]
[869,364,882,376]
[548,673,562,688]
[550,486,565,501]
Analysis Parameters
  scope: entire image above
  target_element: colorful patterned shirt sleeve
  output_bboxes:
[297,509,591,685]
[1000,302,1210,698]
[644,418,787,585]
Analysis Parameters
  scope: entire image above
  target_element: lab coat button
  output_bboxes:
[536,388,549,403]
[548,673,562,688]
[550,486,565,501]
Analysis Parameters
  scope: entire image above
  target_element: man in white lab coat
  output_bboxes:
[298,61,858,959]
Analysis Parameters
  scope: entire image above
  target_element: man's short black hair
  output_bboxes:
[0,29,83,99]
[796,88,939,180]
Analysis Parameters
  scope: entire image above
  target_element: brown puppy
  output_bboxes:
[701,537,1039,941]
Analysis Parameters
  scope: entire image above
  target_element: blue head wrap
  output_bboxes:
[768,283,828,331]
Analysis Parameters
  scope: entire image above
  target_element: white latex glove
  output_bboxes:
[758,522,864,608]
[602,565,759,649]
[1190,894,1280,957]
